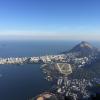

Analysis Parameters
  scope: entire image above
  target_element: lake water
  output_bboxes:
[0,40,99,100]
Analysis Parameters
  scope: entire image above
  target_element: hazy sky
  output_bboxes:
[0,0,100,40]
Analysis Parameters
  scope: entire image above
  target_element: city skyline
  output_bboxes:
[0,0,100,40]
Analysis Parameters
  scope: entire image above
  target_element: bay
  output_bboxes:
[0,40,99,100]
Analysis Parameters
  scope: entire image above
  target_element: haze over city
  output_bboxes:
[0,0,100,40]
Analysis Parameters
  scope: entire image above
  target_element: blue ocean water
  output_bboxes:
[0,40,99,100]
[0,40,78,57]
[0,40,77,100]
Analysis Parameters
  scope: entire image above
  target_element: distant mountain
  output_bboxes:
[63,41,100,57]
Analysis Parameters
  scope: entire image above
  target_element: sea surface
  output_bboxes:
[0,40,99,100]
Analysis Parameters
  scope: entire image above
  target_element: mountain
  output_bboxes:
[63,41,99,57]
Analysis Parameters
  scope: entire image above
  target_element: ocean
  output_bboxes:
[0,40,99,100]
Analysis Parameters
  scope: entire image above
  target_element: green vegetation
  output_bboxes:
[69,58,100,80]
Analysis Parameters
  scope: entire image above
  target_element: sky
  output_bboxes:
[0,0,100,40]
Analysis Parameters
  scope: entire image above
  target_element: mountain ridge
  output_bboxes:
[63,41,100,57]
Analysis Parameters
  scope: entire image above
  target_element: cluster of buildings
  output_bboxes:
[0,57,40,64]
[72,57,89,68]
[57,77,93,100]
[40,53,96,68]
[0,53,96,66]
[27,53,99,100]
[40,54,66,63]
[40,55,98,100]
[32,78,97,100]
[0,57,28,64]
[0,54,68,65]
[70,55,97,68]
